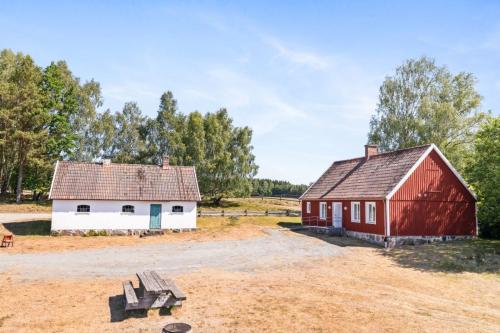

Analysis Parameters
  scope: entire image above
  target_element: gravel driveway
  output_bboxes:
[0,229,345,280]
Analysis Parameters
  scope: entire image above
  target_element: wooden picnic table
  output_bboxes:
[123,270,186,312]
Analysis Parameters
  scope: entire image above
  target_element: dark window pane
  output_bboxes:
[172,205,183,213]
[77,205,90,213]
[122,205,135,213]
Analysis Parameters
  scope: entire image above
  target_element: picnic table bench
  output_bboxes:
[123,270,186,312]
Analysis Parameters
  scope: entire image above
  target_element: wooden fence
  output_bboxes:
[198,209,301,217]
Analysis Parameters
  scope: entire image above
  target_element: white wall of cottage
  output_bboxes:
[51,200,197,230]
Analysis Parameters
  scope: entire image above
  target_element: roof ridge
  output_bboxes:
[373,144,431,157]
[57,160,196,169]
[330,144,431,164]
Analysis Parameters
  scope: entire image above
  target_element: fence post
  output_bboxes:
[286,209,290,216]
[265,210,268,216]
[245,209,248,216]
[222,209,225,217]
[198,210,201,217]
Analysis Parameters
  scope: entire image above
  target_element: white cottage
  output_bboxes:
[48,157,201,234]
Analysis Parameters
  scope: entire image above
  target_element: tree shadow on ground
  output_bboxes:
[2,220,51,235]
[277,221,304,229]
[198,200,240,209]
[108,294,173,323]
[277,222,377,248]
[380,239,500,274]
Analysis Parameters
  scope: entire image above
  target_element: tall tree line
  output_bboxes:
[0,49,258,204]
[251,179,309,197]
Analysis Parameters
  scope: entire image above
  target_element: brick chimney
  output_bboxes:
[365,144,378,160]
[162,156,169,169]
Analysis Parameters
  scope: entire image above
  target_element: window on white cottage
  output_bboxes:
[172,205,184,213]
[122,205,135,213]
[77,205,90,213]
[351,202,360,222]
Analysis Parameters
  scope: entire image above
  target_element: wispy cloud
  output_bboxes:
[262,36,330,70]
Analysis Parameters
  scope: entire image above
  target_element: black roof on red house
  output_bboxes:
[300,144,475,200]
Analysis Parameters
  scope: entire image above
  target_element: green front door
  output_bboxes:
[149,204,162,229]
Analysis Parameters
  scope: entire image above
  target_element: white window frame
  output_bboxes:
[351,202,360,223]
[76,204,90,214]
[172,205,184,213]
[306,202,311,214]
[365,202,376,224]
[319,202,327,220]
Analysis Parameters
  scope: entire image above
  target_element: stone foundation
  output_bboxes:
[302,226,343,236]
[387,234,474,247]
[51,228,197,236]
[344,230,385,245]
[305,227,475,247]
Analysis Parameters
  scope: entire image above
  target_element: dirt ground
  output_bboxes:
[0,223,499,332]
[0,216,299,253]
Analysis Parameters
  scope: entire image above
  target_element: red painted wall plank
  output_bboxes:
[391,150,476,236]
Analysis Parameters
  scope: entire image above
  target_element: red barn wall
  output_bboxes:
[301,199,385,234]
[390,150,476,236]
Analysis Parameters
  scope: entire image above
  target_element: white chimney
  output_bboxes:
[162,156,169,169]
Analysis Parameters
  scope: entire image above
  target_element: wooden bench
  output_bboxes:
[123,271,186,312]
[123,281,139,311]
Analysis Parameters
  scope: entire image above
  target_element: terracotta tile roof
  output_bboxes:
[301,145,431,200]
[49,161,201,201]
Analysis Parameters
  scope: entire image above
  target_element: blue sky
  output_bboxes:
[1,1,499,184]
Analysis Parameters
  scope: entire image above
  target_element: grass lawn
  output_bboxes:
[0,224,498,332]
[0,201,51,213]
[0,197,300,214]
[198,197,300,212]
[384,238,500,273]
[1,198,498,331]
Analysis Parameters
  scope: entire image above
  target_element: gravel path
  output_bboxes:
[0,213,51,223]
[0,229,345,279]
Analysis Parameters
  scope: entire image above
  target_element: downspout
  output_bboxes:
[475,201,478,237]
[385,198,391,248]
[300,200,303,226]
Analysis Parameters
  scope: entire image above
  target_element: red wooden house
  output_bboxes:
[300,144,477,246]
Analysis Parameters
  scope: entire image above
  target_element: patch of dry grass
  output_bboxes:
[384,239,500,273]
[0,201,51,213]
[0,216,301,254]
[1,244,499,332]
[199,197,300,212]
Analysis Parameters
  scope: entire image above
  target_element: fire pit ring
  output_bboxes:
[162,322,192,333]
